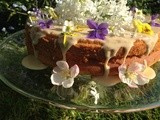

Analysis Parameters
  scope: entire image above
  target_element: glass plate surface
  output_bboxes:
[1,30,160,113]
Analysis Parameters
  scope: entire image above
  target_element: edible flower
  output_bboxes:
[129,6,136,17]
[90,86,99,105]
[62,20,75,33]
[44,6,58,19]
[134,8,145,21]
[133,20,154,35]
[62,20,75,44]
[118,62,156,88]
[50,61,79,88]
[27,8,41,24]
[150,14,160,27]
[87,19,108,40]
[32,8,42,18]
[38,19,53,29]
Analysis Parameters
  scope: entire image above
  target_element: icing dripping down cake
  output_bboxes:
[23,0,160,88]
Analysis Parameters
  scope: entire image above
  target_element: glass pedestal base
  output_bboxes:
[0,30,160,113]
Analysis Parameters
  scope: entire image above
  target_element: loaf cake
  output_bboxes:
[23,0,160,88]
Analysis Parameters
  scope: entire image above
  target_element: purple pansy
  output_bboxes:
[150,14,160,27]
[87,19,108,40]
[38,19,53,29]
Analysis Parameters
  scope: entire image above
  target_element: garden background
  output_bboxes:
[0,0,160,119]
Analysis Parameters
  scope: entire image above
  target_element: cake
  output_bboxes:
[23,0,160,88]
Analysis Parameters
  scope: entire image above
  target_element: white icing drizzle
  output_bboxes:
[104,33,136,64]
[135,33,158,55]
[35,25,91,61]
[58,35,79,61]
[93,33,136,86]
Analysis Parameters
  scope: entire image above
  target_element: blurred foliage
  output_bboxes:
[127,0,160,14]
[0,0,56,33]
[0,0,159,33]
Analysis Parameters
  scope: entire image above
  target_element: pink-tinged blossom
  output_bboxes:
[50,61,79,88]
[118,62,156,88]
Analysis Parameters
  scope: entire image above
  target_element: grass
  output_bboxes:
[1,81,160,120]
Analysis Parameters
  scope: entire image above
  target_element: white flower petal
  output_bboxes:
[62,78,74,88]
[118,64,127,82]
[90,90,96,96]
[126,81,138,88]
[69,21,74,26]
[118,65,129,83]
[118,64,127,74]
[128,62,145,73]
[134,74,150,85]
[119,73,128,83]
[53,66,61,73]
[128,81,139,88]
[94,94,99,104]
[119,72,138,88]
[64,20,69,26]
[50,73,64,85]
[62,26,67,32]
[124,77,132,84]
[70,64,79,78]
[70,26,75,32]
[56,61,69,70]
[90,87,99,104]
[141,67,156,79]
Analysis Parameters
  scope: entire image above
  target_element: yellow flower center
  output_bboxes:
[61,70,71,79]
[125,71,137,81]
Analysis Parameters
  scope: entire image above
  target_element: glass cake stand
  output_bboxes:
[1,30,160,113]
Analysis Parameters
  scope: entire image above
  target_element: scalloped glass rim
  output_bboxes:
[0,30,160,113]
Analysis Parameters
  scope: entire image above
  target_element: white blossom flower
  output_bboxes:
[55,0,97,25]
[118,62,156,88]
[62,20,75,33]
[55,0,133,36]
[134,8,145,21]
[90,87,99,105]
[50,61,79,88]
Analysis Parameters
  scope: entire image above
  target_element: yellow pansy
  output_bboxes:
[133,20,143,32]
[133,20,154,35]
[142,23,154,35]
